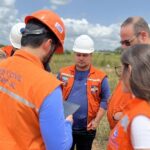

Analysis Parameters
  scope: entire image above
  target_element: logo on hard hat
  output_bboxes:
[20,28,25,34]
[55,22,63,34]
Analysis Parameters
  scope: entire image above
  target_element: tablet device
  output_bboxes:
[63,101,80,118]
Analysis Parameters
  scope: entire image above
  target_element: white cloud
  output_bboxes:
[50,0,71,5]
[0,0,20,45]
[62,18,121,51]
[49,0,71,10]
[1,0,15,6]
[0,0,121,51]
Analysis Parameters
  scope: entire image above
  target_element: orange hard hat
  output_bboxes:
[25,9,65,53]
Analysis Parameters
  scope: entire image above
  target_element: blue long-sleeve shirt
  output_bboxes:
[100,77,111,109]
[58,70,110,129]
[39,86,72,150]
[67,70,110,129]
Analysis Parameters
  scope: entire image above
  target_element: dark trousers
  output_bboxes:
[70,129,96,150]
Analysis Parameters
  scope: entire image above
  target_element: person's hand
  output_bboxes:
[66,115,73,124]
[113,112,123,121]
[87,119,99,131]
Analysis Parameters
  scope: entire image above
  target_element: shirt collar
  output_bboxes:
[14,50,44,69]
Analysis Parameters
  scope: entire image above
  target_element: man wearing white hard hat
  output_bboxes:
[58,34,110,150]
[0,22,25,59]
[1,22,51,71]
[9,22,25,50]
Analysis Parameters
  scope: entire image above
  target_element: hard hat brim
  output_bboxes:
[73,48,94,54]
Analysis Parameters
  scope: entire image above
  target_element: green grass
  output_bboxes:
[50,52,121,149]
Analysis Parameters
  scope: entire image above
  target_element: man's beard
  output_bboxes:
[43,51,53,72]
[43,62,51,72]
[76,62,90,71]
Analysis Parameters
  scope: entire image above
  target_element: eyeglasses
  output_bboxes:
[120,36,136,47]
[115,66,122,77]
[120,32,140,47]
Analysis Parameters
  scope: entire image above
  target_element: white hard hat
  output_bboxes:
[9,22,25,49]
[73,34,94,54]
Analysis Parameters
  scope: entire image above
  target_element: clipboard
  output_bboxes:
[63,101,80,118]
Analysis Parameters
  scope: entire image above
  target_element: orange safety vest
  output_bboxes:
[1,45,14,57]
[0,50,61,150]
[107,97,150,150]
[59,65,106,123]
[107,80,132,129]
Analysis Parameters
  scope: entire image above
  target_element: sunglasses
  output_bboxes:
[120,32,140,47]
[120,36,136,47]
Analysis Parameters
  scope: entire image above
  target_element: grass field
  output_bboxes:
[50,52,121,150]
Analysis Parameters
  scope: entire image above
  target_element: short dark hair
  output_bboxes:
[121,16,150,37]
[121,44,150,101]
[21,19,59,48]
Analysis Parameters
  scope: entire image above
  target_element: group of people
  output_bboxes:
[107,17,150,150]
[0,9,149,150]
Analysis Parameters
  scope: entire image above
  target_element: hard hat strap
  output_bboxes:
[22,28,47,36]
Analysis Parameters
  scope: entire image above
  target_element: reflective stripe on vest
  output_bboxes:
[87,78,101,82]
[0,86,38,112]
[61,73,74,78]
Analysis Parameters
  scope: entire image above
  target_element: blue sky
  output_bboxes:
[0,0,150,50]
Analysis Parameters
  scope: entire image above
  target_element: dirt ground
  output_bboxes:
[92,139,103,150]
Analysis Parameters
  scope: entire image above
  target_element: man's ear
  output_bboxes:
[43,39,52,53]
[140,31,148,42]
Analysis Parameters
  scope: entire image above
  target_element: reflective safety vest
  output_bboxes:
[107,97,150,150]
[0,50,61,150]
[107,80,132,129]
[59,65,106,123]
[1,45,14,57]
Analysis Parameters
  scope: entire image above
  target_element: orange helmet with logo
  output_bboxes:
[25,10,65,53]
